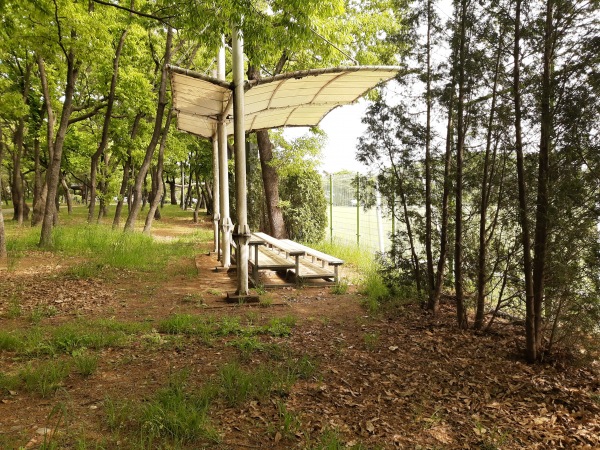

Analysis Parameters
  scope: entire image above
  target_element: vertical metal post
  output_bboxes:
[329,173,333,244]
[211,136,220,255]
[217,38,232,268]
[356,173,360,247]
[391,174,396,238]
[232,24,250,296]
[180,163,184,209]
[376,187,385,253]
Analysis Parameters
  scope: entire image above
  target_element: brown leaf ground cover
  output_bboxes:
[0,215,599,449]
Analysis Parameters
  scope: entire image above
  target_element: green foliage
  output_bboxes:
[331,279,349,295]
[280,168,328,243]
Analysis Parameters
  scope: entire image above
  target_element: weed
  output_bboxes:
[259,295,274,307]
[40,403,67,450]
[139,371,220,444]
[216,316,242,336]
[105,397,132,431]
[331,279,349,295]
[29,304,58,324]
[20,360,70,397]
[7,296,22,318]
[72,350,99,377]
[275,400,301,439]
[207,288,222,296]
[266,317,293,337]
[308,428,369,449]
[254,284,267,295]
[359,269,389,314]
[181,293,204,305]
[228,336,265,360]
[0,331,24,352]
[363,332,380,351]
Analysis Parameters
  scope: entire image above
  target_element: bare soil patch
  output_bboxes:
[0,218,598,449]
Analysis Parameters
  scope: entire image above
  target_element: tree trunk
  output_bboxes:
[143,110,172,234]
[39,43,79,247]
[89,28,127,222]
[513,0,536,362]
[424,0,435,304]
[531,0,553,359]
[11,60,32,225]
[124,27,172,232]
[248,64,287,238]
[474,39,503,330]
[0,128,7,260]
[454,0,469,329]
[255,130,287,238]
[430,90,455,313]
[113,113,141,229]
[31,137,48,226]
[167,176,177,204]
[61,176,72,214]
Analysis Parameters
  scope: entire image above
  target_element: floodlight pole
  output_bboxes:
[231,24,251,296]
[217,38,232,267]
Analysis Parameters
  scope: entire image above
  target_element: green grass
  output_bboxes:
[72,350,99,377]
[138,371,220,444]
[20,360,70,397]
[3,204,209,274]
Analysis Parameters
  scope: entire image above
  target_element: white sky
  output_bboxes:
[283,99,370,174]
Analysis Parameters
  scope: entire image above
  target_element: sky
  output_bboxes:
[283,99,370,175]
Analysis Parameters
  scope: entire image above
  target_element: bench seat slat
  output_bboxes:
[249,247,295,270]
[253,232,305,256]
[280,240,344,265]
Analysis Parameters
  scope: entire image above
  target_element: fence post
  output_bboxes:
[356,172,360,247]
[329,172,333,244]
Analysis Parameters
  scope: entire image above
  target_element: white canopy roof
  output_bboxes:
[169,65,402,139]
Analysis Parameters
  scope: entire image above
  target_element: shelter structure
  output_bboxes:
[168,41,403,298]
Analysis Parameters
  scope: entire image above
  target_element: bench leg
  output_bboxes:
[294,256,301,286]
[334,266,339,284]
[253,246,259,286]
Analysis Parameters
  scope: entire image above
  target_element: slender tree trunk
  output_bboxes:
[61,176,72,214]
[255,130,287,238]
[124,27,172,232]
[424,0,435,304]
[167,176,177,204]
[474,41,503,330]
[31,137,47,226]
[39,43,79,247]
[11,61,32,225]
[513,0,536,362]
[454,0,469,329]
[0,128,7,260]
[89,28,127,222]
[430,92,455,312]
[143,110,171,234]
[532,0,553,359]
[113,113,141,229]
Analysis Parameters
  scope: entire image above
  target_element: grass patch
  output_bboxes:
[138,372,220,445]
[331,278,350,295]
[72,350,99,377]
[20,360,70,397]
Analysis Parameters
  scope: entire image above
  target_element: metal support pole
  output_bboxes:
[356,173,360,247]
[231,24,250,296]
[376,187,385,254]
[212,136,220,255]
[329,173,333,244]
[217,38,232,268]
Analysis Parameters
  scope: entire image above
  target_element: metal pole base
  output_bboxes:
[232,224,251,296]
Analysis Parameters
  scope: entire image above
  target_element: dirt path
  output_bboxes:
[1,218,599,449]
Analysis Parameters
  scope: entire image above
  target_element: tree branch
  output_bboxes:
[68,102,108,125]
[91,0,174,26]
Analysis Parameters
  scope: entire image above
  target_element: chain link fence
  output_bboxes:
[322,172,394,253]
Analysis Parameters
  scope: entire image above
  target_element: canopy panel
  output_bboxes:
[169,66,402,139]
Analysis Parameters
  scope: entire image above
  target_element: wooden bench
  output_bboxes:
[281,239,344,284]
[231,232,344,287]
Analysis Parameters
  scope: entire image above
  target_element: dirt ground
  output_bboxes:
[1,217,599,449]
